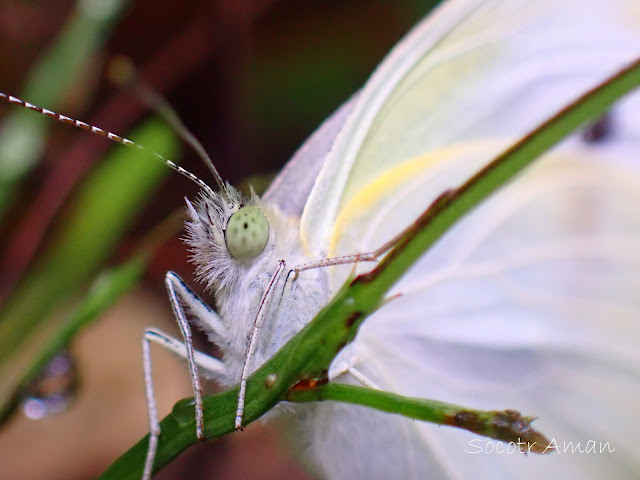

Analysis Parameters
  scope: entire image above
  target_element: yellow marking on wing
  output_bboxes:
[329,141,500,255]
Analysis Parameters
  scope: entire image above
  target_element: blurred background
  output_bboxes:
[0,0,440,479]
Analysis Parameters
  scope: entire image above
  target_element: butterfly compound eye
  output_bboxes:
[225,206,270,260]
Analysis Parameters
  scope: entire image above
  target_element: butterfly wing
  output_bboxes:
[285,0,640,478]
[299,0,640,257]
[307,147,640,479]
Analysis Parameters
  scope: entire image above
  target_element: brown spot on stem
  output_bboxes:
[290,377,328,391]
[450,410,484,432]
[345,311,362,328]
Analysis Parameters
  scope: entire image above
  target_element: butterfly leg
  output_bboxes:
[144,327,226,378]
[141,272,226,480]
[235,260,286,430]
[292,229,406,276]
[141,327,225,480]
[329,345,381,390]
[345,365,381,390]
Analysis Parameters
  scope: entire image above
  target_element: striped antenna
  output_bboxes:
[0,92,217,198]
[128,75,229,197]
[106,56,229,196]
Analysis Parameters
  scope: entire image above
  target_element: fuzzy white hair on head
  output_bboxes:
[185,184,259,292]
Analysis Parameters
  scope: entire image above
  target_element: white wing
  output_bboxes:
[280,0,640,478]
[299,0,640,256]
[305,146,640,479]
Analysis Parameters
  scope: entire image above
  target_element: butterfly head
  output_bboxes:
[184,184,273,292]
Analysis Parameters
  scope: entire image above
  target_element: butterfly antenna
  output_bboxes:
[0,92,216,198]
[107,56,229,197]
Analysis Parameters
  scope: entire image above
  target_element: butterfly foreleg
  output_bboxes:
[164,274,209,440]
[235,260,286,430]
[292,229,406,277]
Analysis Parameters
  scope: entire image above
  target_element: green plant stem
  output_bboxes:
[0,119,179,413]
[0,210,182,426]
[288,383,551,453]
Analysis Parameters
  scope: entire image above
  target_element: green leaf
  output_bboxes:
[0,118,179,413]
[0,254,149,425]
[0,0,129,215]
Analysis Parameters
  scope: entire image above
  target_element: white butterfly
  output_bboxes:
[148,0,640,478]
[3,0,640,479]
[194,1,638,479]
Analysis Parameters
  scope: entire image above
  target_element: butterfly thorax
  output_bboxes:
[185,185,331,385]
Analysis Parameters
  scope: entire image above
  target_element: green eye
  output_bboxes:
[225,206,269,260]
